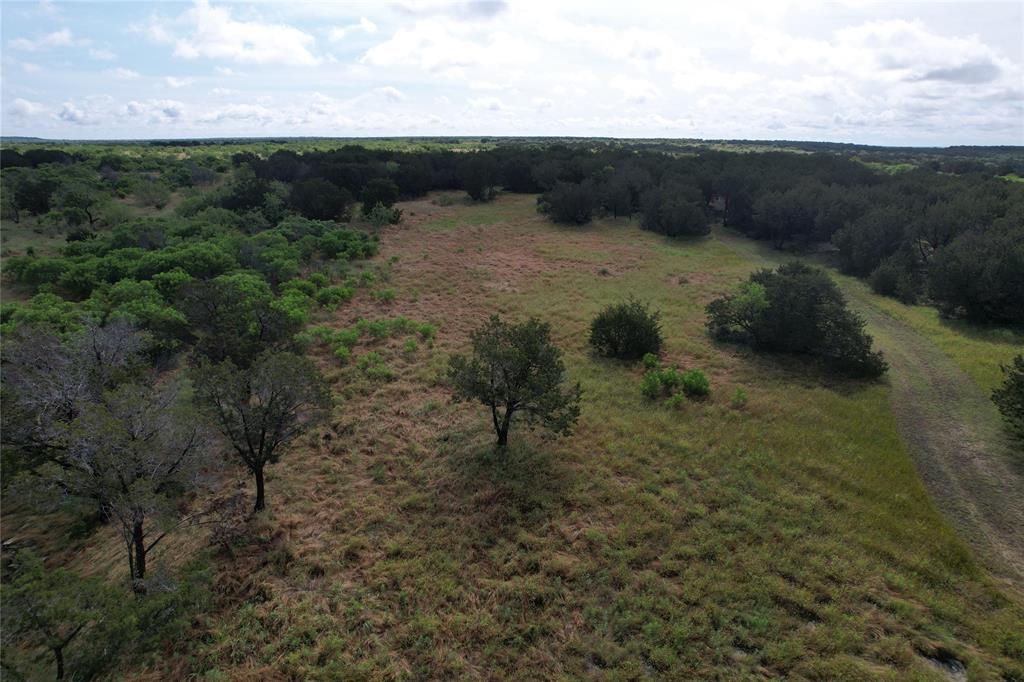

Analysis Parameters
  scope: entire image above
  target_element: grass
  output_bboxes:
[186,195,1023,680]
[6,193,1023,680]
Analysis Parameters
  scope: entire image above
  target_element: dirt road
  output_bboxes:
[715,229,1024,586]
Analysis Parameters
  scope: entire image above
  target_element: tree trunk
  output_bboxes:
[254,466,266,512]
[132,520,146,593]
[54,645,64,680]
[496,409,513,448]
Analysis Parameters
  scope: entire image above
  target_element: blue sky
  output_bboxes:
[2,0,1022,145]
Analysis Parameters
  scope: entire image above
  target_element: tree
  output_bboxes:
[706,262,887,377]
[992,355,1024,443]
[928,227,1024,324]
[360,178,400,215]
[289,178,353,221]
[539,181,597,225]
[1,551,117,680]
[192,351,332,511]
[45,381,214,592]
[640,184,710,237]
[461,154,499,201]
[448,315,582,448]
[589,298,663,360]
[1,320,146,469]
[177,273,301,367]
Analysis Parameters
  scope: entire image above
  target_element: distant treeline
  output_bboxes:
[3,142,1022,324]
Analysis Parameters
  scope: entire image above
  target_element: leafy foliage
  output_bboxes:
[589,298,663,360]
[449,315,581,447]
[992,355,1024,442]
[706,262,887,377]
[192,351,332,511]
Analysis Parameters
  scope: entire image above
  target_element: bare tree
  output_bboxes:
[42,381,215,593]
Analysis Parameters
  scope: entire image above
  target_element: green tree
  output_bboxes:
[993,355,1024,443]
[360,178,400,215]
[706,262,887,377]
[1,551,118,680]
[192,352,332,511]
[448,315,581,448]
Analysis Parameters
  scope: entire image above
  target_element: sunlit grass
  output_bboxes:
[191,198,1024,680]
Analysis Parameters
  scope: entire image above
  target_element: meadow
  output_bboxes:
[155,193,1023,680]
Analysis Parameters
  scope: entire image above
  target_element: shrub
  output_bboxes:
[403,338,418,353]
[642,352,660,369]
[373,288,396,303]
[706,262,887,378]
[640,372,662,400]
[315,285,353,309]
[681,369,710,397]
[993,355,1024,442]
[366,203,403,227]
[731,387,748,408]
[589,298,663,360]
[333,345,351,363]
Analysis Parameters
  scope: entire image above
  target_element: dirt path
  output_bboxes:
[714,228,1024,586]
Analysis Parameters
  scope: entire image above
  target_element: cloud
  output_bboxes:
[58,101,99,125]
[11,98,47,117]
[164,76,195,88]
[124,99,185,123]
[362,19,537,77]
[108,67,141,80]
[469,96,503,111]
[150,0,321,66]
[392,1,508,21]
[88,47,116,60]
[9,28,75,51]
[328,17,378,42]
[913,62,1001,84]
[21,62,41,73]
[374,86,406,102]
[611,76,660,104]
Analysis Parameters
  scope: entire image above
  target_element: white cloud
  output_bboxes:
[328,17,378,42]
[108,67,141,80]
[164,76,195,88]
[214,66,237,76]
[361,19,537,77]
[11,98,47,117]
[469,96,503,111]
[374,86,406,102]
[150,0,321,66]
[9,28,75,51]
[58,101,99,125]
[89,47,116,60]
[21,62,41,73]
[611,76,660,104]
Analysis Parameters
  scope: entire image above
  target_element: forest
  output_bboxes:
[1,138,1023,680]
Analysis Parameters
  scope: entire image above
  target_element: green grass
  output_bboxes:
[423,195,537,231]
[185,202,1024,680]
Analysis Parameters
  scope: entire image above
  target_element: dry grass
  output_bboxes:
[5,193,1023,680]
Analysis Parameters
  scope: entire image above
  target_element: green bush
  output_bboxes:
[706,262,887,378]
[731,387,748,409]
[640,372,662,400]
[681,369,710,397]
[642,352,660,369]
[589,297,663,360]
[993,355,1024,442]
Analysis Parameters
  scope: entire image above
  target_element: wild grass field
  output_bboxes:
[89,192,1019,680]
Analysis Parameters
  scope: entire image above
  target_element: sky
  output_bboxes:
[1,0,1022,145]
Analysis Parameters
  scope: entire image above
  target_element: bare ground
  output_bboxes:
[715,227,1024,588]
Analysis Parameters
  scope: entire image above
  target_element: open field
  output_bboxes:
[114,193,1019,680]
